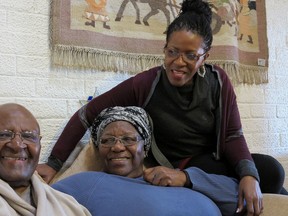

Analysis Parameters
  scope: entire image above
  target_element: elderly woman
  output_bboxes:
[52,106,241,216]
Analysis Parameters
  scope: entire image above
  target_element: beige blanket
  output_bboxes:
[0,173,91,216]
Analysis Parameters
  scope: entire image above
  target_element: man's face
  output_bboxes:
[0,104,41,188]
[98,121,145,178]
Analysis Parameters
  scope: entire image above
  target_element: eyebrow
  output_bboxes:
[169,46,199,53]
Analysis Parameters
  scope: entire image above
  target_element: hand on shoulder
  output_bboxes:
[36,164,57,184]
[143,166,187,187]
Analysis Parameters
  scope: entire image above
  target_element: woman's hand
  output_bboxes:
[237,176,263,216]
[36,164,57,184]
[143,166,187,187]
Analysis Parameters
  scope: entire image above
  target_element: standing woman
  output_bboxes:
[38,0,285,215]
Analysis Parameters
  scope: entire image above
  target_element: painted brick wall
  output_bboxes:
[0,0,288,188]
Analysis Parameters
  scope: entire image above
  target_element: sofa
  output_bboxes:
[50,141,288,216]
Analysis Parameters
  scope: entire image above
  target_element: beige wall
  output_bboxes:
[0,0,288,187]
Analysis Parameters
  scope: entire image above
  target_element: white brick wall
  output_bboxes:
[0,0,288,189]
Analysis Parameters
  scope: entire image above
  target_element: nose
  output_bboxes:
[111,139,125,152]
[174,53,186,65]
[6,135,27,149]
[13,133,23,140]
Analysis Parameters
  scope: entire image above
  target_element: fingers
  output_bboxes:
[260,198,264,213]
[36,164,57,183]
[236,192,244,214]
[144,169,169,186]
[143,167,172,186]
[244,196,263,216]
[143,167,155,182]
[253,196,263,216]
[44,174,55,184]
[151,173,171,186]
[238,176,263,216]
[252,199,260,216]
[143,166,187,187]
[245,198,254,216]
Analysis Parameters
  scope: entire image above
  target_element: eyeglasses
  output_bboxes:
[164,47,206,63]
[0,130,41,144]
[99,135,143,148]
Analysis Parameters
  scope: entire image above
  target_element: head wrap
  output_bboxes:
[91,106,152,155]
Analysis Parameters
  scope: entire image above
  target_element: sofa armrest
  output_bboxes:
[262,193,288,216]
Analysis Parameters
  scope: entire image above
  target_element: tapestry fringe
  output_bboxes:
[52,45,268,85]
[52,45,164,73]
[207,60,268,85]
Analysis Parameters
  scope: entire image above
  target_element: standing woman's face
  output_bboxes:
[164,30,208,87]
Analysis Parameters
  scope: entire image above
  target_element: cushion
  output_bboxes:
[50,140,103,184]
[262,194,288,216]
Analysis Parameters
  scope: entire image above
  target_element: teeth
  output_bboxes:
[2,156,27,161]
[111,158,128,161]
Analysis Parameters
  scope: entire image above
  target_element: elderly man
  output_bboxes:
[0,103,91,216]
[52,106,241,216]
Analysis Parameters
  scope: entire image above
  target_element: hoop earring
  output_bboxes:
[197,65,206,78]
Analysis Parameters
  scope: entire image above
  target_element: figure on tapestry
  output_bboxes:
[84,0,111,29]
[115,0,180,31]
[208,0,241,35]
[237,0,257,44]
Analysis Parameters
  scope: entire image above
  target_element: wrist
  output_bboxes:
[182,170,192,188]
[47,155,63,172]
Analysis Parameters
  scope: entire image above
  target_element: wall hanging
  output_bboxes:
[51,0,268,84]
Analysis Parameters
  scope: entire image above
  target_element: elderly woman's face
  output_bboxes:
[98,121,145,178]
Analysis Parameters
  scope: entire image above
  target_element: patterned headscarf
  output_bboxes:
[91,106,152,155]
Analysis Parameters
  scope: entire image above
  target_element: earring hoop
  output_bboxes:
[197,65,206,78]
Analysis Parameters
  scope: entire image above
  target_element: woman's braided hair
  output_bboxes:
[165,0,213,52]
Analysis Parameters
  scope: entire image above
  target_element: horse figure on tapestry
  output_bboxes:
[115,0,180,28]
[207,0,241,35]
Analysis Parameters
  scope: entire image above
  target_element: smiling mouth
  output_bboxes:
[171,69,188,78]
[172,69,185,73]
[1,156,27,161]
[110,157,129,161]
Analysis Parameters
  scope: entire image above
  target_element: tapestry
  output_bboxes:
[51,0,268,84]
